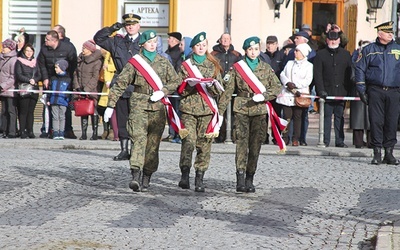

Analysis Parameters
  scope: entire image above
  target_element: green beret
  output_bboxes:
[242,36,260,50]
[139,30,157,45]
[190,32,206,47]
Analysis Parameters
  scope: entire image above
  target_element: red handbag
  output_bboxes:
[73,98,94,116]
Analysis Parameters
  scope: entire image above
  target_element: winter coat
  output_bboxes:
[355,39,400,88]
[165,43,181,72]
[37,40,77,81]
[277,58,313,107]
[15,55,41,91]
[73,50,103,100]
[265,49,285,77]
[314,46,352,100]
[94,27,141,74]
[48,74,71,107]
[211,44,242,77]
[0,50,18,97]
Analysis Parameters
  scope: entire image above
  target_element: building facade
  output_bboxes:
[0,0,398,58]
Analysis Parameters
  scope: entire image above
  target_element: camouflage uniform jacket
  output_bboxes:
[219,60,281,116]
[107,53,179,111]
[178,58,224,116]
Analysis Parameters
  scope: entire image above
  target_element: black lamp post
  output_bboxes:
[272,0,285,19]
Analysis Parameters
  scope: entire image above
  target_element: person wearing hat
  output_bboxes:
[37,30,77,139]
[314,30,352,148]
[46,59,71,140]
[282,30,317,147]
[300,24,319,51]
[163,31,183,144]
[319,23,348,50]
[73,40,103,141]
[219,36,281,193]
[176,31,224,192]
[104,30,180,192]
[94,13,142,161]
[165,32,182,72]
[0,38,18,138]
[355,21,400,165]
[211,33,242,143]
[276,43,313,147]
[51,24,79,139]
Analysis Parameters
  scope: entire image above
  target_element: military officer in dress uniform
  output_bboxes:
[94,13,142,161]
[355,21,400,165]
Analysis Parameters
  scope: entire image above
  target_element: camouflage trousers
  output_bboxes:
[127,108,166,174]
[234,113,267,174]
[179,113,213,172]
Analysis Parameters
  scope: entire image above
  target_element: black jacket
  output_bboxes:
[94,27,141,74]
[314,46,352,99]
[211,44,242,77]
[37,40,77,81]
[165,44,182,72]
[265,49,285,77]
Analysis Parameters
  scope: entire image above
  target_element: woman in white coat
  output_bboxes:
[276,43,313,146]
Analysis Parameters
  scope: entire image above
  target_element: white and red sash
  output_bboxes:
[128,54,188,139]
[178,59,223,138]
[233,60,288,152]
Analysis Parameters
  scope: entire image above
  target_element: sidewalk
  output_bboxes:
[1,123,399,249]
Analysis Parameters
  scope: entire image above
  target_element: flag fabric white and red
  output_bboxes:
[128,55,188,138]
[178,59,224,138]
[233,60,288,152]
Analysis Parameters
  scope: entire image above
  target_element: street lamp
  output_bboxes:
[272,0,285,19]
[366,0,386,22]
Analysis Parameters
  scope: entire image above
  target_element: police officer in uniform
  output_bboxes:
[355,21,400,165]
[104,30,180,192]
[94,13,141,161]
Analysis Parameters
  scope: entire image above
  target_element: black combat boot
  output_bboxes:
[245,172,255,193]
[129,168,142,192]
[382,147,399,165]
[79,116,88,140]
[236,170,246,192]
[178,166,190,189]
[90,115,99,140]
[141,171,152,192]
[371,147,382,165]
[113,139,130,161]
[194,170,205,192]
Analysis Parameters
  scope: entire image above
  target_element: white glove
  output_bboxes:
[104,107,114,123]
[252,93,265,102]
[205,81,214,87]
[188,79,200,87]
[218,115,224,127]
[150,90,165,102]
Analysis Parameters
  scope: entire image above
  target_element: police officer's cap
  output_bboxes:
[139,30,157,45]
[190,32,206,47]
[375,21,394,33]
[123,13,141,25]
[242,36,260,50]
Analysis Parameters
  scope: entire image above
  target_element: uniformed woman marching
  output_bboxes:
[104,30,180,192]
[219,36,281,193]
[177,32,224,192]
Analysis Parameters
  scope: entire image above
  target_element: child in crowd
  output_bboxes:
[47,59,71,140]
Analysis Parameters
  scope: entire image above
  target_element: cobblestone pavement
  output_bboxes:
[0,146,400,249]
